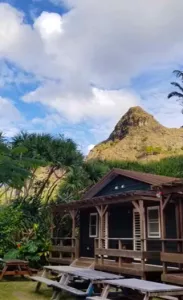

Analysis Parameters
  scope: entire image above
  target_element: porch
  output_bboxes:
[50,191,164,279]
[159,182,183,285]
[94,237,161,279]
[49,236,164,279]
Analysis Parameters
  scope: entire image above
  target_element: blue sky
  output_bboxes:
[0,0,183,153]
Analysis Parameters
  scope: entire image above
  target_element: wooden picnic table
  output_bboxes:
[0,259,32,280]
[30,266,123,300]
[44,265,123,281]
[87,278,183,300]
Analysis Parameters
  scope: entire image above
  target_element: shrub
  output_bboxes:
[1,197,51,268]
[144,146,162,155]
[4,223,51,268]
[0,206,22,257]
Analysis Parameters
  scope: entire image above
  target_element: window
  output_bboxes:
[89,213,98,237]
[147,207,160,238]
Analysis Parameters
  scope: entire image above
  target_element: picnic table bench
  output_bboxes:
[30,266,123,300]
[31,275,87,296]
[87,278,183,300]
[0,259,33,280]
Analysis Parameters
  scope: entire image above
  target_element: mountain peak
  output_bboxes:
[87,106,183,162]
[108,106,162,141]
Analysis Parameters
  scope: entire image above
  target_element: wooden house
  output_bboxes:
[51,168,183,283]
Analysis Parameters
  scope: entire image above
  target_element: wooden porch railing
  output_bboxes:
[95,238,160,266]
[50,237,79,263]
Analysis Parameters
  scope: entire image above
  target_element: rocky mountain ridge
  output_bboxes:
[87,106,183,162]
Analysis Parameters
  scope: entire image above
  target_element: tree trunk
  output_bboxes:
[36,166,55,198]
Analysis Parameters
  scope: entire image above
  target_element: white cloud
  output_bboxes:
[0,3,61,79]
[87,144,95,152]
[34,12,63,38]
[0,61,36,87]
[23,85,139,123]
[0,97,23,136]
[1,1,183,141]
[32,113,64,130]
[1,1,183,89]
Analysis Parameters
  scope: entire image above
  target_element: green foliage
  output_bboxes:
[58,156,183,204]
[96,156,183,178]
[0,143,30,189]
[12,132,83,200]
[0,206,22,256]
[0,197,51,267]
[4,226,50,267]
[12,132,83,169]
[168,70,183,101]
[58,161,110,202]
[144,146,162,155]
[2,127,183,270]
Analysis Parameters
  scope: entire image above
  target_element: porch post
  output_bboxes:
[160,195,168,275]
[50,210,54,240]
[69,210,77,238]
[139,200,146,279]
[50,210,54,261]
[180,199,183,253]
[176,199,183,270]
[176,200,181,252]
[96,205,108,265]
[69,210,78,259]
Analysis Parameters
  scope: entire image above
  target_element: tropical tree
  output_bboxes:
[168,70,183,102]
[12,132,83,201]
[58,160,110,203]
[83,160,110,183]
[0,139,30,196]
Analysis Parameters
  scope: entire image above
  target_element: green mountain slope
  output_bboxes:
[87,106,183,162]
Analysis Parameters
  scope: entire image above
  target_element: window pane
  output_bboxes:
[148,208,160,238]
[90,225,96,236]
[89,214,98,237]
[148,209,158,220]
[90,215,96,225]
[149,222,159,234]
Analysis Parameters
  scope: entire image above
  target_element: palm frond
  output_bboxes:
[168,91,183,99]
[173,70,183,81]
[171,82,183,93]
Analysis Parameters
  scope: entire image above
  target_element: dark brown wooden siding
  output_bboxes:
[108,204,133,249]
[95,175,150,197]
[80,207,97,257]
[146,203,177,265]
[165,203,177,253]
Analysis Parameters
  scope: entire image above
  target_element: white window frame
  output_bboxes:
[89,213,98,238]
[147,206,160,238]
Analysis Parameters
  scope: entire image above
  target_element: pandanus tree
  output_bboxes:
[58,160,110,203]
[168,70,183,102]
[12,132,83,201]
[0,134,32,200]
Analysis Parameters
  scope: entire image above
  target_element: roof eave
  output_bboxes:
[52,190,159,212]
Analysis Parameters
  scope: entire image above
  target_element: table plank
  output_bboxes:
[44,266,123,281]
[0,259,32,280]
[103,279,183,293]
[5,260,28,265]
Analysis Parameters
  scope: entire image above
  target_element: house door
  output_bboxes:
[80,211,97,258]
[133,209,146,251]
